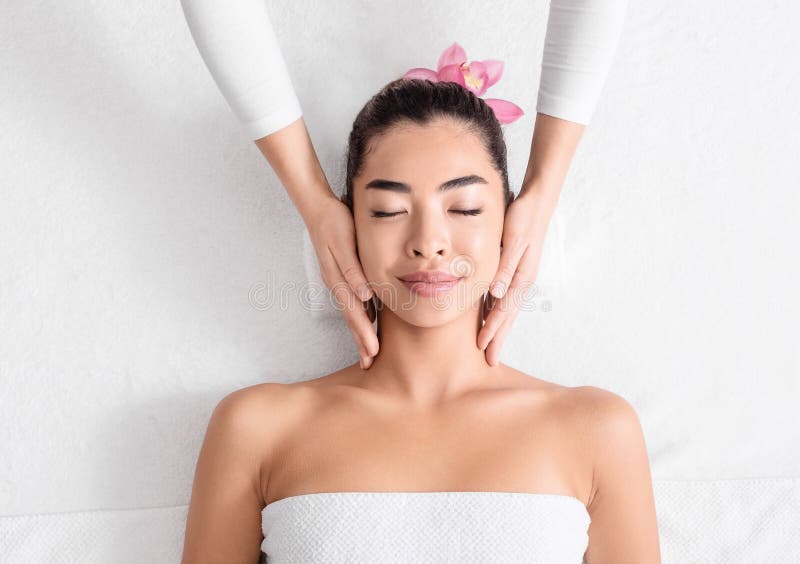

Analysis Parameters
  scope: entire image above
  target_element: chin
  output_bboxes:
[391,281,480,327]
[394,308,464,329]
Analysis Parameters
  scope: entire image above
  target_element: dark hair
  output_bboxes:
[342,78,515,211]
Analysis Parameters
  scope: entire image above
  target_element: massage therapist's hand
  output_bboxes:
[251,119,379,371]
[478,189,556,366]
[306,195,379,370]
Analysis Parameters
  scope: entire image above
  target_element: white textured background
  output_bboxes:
[1,0,798,562]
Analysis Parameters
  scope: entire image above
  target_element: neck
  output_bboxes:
[362,293,498,408]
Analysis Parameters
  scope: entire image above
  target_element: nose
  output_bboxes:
[406,207,450,259]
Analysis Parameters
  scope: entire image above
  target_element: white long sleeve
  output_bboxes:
[179,0,302,141]
[536,0,629,125]
[179,1,628,141]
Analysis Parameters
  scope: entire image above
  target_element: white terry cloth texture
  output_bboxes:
[2,0,799,562]
[261,491,592,563]
[1,478,798,563]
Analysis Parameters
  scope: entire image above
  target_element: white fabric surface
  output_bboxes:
[261,491,590,563]
[537,0,628,125]
[179,0,303,140]
[2,478,798,563]
[179,0,629,139]
[2,1,798,562]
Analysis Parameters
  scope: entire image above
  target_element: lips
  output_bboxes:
[398,270,460,283]
[398,271,463,298]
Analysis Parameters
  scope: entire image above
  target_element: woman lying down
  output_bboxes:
[181,77,661,564]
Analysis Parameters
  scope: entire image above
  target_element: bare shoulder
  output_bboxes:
[208,383,297,478]
[220,380,297,408]
[216,380,318,434]
[564,385,642,426]
[560,385,647,494]
[217,375,352,444]
[212,382,292,432]
[566,386,661,563]
[497,368,631,421]
[181,382,303,563]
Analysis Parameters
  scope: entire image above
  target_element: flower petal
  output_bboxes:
[437,42,467,71]
[403,67,439,81]
[483,98,524,124]
[437,63,466,86]
[479,60,504,89]
[463,61,489,95]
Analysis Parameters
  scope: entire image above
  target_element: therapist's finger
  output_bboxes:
[489,233,527,300]
[318,246,378,369]
[478,252,537,353]
[330,240,373,302]
[330,280,378,370]
[484,303,521,367]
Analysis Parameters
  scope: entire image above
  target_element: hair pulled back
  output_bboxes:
[343,78,514,211]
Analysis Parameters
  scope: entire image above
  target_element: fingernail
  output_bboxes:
[360,357,366,369]
[490,282,505,299]
[357,284,371,301]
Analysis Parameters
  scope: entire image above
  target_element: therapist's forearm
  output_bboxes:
[253,117,337,223]
[518,112,586,220]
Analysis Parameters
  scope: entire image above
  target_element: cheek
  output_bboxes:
[476,239,502,285]
[354,221,391,280]
[458,224,502,287]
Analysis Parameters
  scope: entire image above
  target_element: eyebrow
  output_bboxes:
[364,174,488,193]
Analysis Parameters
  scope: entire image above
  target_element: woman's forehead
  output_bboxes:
[360,122,494,181]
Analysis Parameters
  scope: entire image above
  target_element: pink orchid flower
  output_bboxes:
[402,42,524,125]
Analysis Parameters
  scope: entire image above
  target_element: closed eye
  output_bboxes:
[370,209,483,218]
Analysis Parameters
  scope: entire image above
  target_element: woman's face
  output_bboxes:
[351,117,506,327]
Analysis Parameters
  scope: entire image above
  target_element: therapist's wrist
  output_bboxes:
[253,117,337,224]
[295,183,341,227]
[516,179,559,224]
